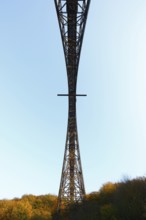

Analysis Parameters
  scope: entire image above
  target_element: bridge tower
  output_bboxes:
[54,0,91,210]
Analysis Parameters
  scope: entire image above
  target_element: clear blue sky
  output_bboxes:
[0,0,146,199]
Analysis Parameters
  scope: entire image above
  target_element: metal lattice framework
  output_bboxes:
[54,0,91,210]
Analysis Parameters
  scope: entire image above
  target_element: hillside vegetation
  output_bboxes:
[0,194,57,220]
[1,177,146,220]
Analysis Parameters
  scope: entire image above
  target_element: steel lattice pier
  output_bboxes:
[54,0,91,210]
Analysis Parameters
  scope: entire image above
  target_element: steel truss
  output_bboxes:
[54,0,90,210]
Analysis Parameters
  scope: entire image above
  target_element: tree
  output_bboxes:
[11,200,32,220]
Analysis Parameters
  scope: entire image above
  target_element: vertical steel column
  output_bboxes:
[67,1,77,202]
[54,0,91,210]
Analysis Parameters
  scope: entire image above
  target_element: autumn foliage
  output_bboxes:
[1,177,146,220]
[0,194,57,220]
[54,177,146,220]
